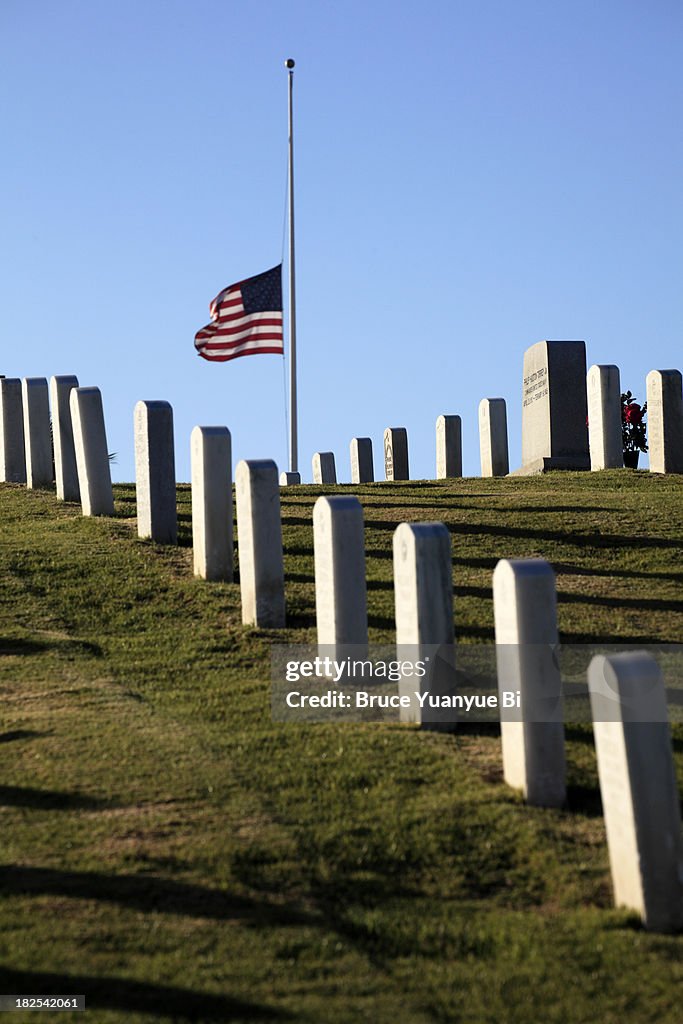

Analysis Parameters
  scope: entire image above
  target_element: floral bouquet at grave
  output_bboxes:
[621,391,647,455]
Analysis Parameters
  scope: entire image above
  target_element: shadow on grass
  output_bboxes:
[0,865,318,928]
[442,520,683,551]
[566,784,603,818]
[0,967,290,1022]
[0,729,48,744]
[0,787,111,811]
[0,636,103,657]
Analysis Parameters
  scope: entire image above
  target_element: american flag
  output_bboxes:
[194,264,284,362]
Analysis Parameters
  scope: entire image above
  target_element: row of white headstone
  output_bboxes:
[306,497,682,934]
[517,342,683,475]
[300,362,683,484]
[0,376,115,514]
[2,377,681,933]
[587,364,683,471]
[301,403,510,486]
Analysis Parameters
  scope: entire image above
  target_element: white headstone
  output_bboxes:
[314,495,368,660]
[279,471,301,486]
[50,375,80,500]
[478,398,509,477]
[350,437,374,483]
[646,369,683,474]
[588,652,683,933]
[435,415,462,479]
[587,365,623,470]
[134,400,177,544]
[235,459,286,627]
[70,387,114,516]
[0,378,26,483]
[493,558,566,808]
[191,426,233,581]
[312,451,337,485]
[514,341,590,474]
[393,521,455,731]
[22,377,53,489]
[384,427,409,480]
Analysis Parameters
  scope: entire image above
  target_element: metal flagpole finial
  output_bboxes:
[285,58,295,69]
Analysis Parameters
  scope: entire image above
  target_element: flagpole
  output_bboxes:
[285,58,298,474]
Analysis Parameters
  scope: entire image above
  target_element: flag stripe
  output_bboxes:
[201,346,284,363]
[200,334,284,351]
[216,312,282,328]
[212,319,283,337]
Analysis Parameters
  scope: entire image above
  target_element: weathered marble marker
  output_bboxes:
[383,427,409,481]
[588,651,683,933]
[134,400,177,544]
[235,459,286,627]
[513,340,590,474]
[314,495,368,661]
[70,387,114,516]
[393,521,456,731]
[191,426,233,581]
[22,377,53,489]
[587,364,622,470]
[312,451,337,485]
[493,558,566,807]
[0,378,26,483]
[279,471,301,486]
[646,369,683,474]
[478,398,509,477]
[350,437,374,483]
[436,415,462,479]
[50,375,80,500]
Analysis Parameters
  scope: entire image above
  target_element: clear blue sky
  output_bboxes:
[2,0,681,481]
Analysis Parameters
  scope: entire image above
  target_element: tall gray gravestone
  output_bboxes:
[646,369,683,474]
[513,341,590,474]
[393,522,456,731]
[478,398,509,477]
[70,387,114,516]
[0,378,26,483]
[435,415,462,479]
[134,400,177,544]
[587,364,623,470]
[588,652,683,933]
[22,377,53,489]
[191,426,233,581]
[235,459,286,628]
[50,375,80,500]
[312,451,337,485]
[350,437,374,483]
[313,495,368,660]
[493,558,566,808]
[383,427,409,481]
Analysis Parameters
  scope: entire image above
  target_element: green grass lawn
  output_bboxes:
[1,471,682,1023]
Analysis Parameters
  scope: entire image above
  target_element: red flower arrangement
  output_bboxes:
[621,391,647,454]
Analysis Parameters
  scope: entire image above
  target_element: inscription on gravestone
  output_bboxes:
[383,427,409,481]
[513,341,590,475]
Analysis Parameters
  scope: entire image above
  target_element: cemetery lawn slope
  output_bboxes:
[1,471,682,1024]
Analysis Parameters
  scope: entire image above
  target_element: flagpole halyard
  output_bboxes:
[285,58,298,474]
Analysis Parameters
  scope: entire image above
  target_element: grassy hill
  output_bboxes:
[1,471,682,1023]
